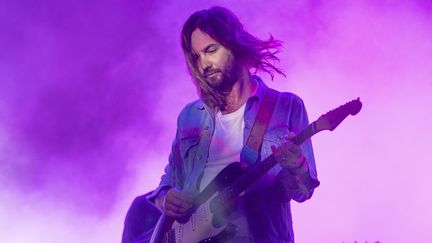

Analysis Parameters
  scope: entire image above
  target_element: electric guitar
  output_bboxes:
[150,98,362,243]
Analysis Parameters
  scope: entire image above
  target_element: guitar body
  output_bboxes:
[150,162,247,243]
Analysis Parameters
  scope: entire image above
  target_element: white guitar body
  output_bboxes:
[168,198,225,243]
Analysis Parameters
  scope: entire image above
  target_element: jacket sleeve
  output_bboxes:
[147,123,184,203]
[276,95,320,202]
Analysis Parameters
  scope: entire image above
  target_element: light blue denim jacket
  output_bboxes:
[148,76,319,242]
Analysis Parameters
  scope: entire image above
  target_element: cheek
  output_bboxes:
[218,53,235,70]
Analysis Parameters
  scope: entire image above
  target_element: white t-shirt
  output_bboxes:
[199,103,246,191]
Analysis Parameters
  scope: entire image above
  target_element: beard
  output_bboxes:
[196,58,243,110]
[203,60,242,92]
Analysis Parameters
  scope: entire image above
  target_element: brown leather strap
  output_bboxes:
[245,88,279,152]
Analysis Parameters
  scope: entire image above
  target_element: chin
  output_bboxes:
[207,74,224,87]
[206,72,235,91]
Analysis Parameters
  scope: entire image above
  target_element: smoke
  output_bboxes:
[0,0,431,242]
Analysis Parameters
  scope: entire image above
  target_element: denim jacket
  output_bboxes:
[148,76,319,242]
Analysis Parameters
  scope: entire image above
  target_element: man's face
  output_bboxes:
[190,28,239,90]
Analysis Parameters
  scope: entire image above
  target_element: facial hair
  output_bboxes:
[203,59,241,92]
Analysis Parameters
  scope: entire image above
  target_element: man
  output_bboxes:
[122,6,319,243]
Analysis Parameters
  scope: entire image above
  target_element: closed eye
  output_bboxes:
[204,44,218,54]
[206,48,216,53]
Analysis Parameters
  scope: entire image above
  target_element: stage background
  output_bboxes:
[0,0,431,242]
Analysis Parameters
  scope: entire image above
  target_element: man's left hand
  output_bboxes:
[271,132,308,174]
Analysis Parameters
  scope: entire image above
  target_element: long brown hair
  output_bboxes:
[181,6,285,110]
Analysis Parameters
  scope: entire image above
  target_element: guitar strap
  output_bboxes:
[240,87,279,164]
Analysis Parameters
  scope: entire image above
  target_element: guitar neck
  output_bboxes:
[291,121,318,146]
[215,121,319,204]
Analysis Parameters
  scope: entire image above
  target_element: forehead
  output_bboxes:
[190,28,219,53]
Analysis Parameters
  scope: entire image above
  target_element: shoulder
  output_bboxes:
[177,99,204,120]
[256,76,304,108]
[275,90,305,109]
[176,99,207,134]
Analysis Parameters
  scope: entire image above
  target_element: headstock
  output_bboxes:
[315,98,362,132]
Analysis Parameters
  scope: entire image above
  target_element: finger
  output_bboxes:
[173,192,193,206]
[293,147,303,159]
[165,209,187,219]
[286,151,302,163]
[166,190,191,205]
[166,194,193,210]
[165,202,189,215]
[285,143,302,155]
[165,204,193,220]
[171,198,193,210]
[172,191,193,204]
[169,189,192,201]
[287,132,296,139]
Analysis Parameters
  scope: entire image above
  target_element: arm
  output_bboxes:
[146,129,180,204]
[146,124,193,219]
[276,96,320,202]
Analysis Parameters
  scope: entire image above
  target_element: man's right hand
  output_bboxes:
[156,188,194,219]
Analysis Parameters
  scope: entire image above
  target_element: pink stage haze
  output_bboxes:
[0,0,430,242]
